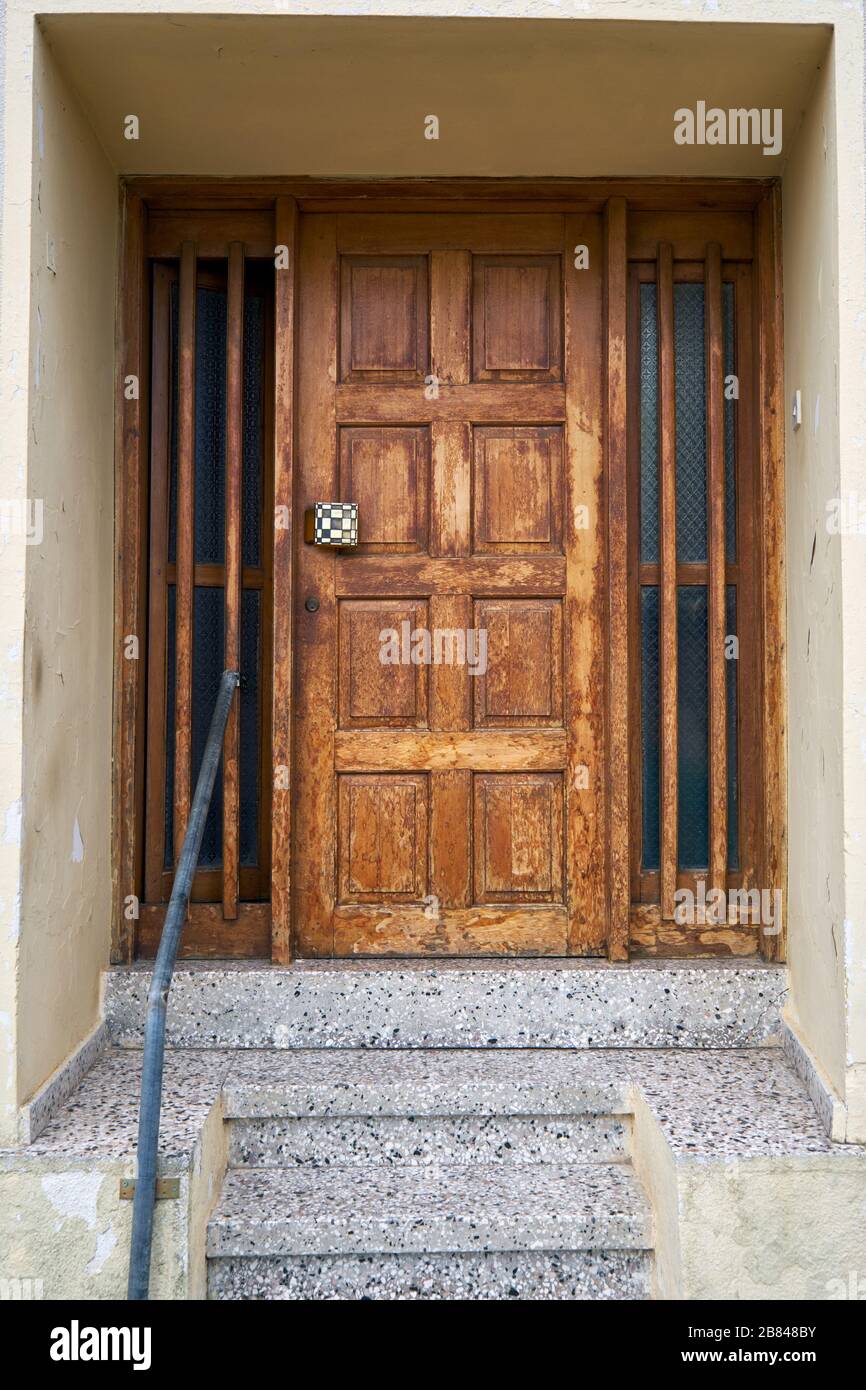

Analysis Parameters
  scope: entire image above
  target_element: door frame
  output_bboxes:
[112,177,785,965]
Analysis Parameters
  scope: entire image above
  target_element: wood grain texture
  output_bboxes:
[564,212,606,954]
[336,382,565,423]
[222,241,244,920]
[604,198,629,960]
[334,730,566,772]
[430,421,471,557]
[657,241,679,923]
[430,769,471,908]
[333,904,567,957]
[113,191,147,963]
[173,241,197,863]
[143,265,172,906]
[335,555,565,596]
[271,196,298,961]
[138,902,271,959]
[705,243,728,901]
[756,188,787,962]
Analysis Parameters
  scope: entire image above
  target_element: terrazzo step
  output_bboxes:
[207,1248,653,1301]
[228,1113,628,1167]
[104,960,787,1049]
[206,1160,652,1260]
[222,1049,633,1167]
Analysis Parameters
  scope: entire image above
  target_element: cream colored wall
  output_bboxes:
[5,25,116,1122]
[782,33,866,1137]
[0,0,864,1141]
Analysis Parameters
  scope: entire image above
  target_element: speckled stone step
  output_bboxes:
[207,1249,652,1301]
[223,1049,631,1167]
[206,1161,652,1259]
[104,959,786,1049]
[228,1113,628,1167]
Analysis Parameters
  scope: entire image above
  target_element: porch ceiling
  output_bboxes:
[40,14,828,179]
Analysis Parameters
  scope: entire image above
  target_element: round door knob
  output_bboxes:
[305,596,320,613]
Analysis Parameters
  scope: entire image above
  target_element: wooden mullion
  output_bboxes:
[143,265,173,904]
[658,242,679,921]
[271,196,299,962]
[173,241,197,862]
[113,191,147,961]
[706,243,728,902]
[222,241,245,920]
[604,197,629,959]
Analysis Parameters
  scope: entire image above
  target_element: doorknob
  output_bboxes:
[304,502,359,547]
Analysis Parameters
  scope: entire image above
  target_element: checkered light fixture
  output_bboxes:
[308,501,359,547]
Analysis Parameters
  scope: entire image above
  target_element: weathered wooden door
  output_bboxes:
[294,212,606,957]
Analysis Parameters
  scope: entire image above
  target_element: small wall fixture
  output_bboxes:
[792,389,802,430]
[304,502,359,547]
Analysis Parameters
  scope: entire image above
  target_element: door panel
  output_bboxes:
[294,212,605,957]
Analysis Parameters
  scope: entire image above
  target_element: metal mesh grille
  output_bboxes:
[726,584,739,870]
[640,284,660,564]
[192,586,225,867]
[194,287,227,566]
[164,585,176,868]
[674,284,708,563]
[242,295,264,568]
[240,589,260,866]
[677,584,709,869]
[723,282,737,562]
[640,585,660,872]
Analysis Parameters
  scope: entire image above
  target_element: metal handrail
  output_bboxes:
[127,669,240,1300]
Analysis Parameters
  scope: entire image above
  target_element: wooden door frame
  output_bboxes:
[112,177,785,965]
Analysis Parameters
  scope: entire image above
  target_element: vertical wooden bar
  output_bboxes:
[113,190,147,962]
[756,188,787,960]
[604,197,629,960]
[144,266,173,906]
[565,212,607,953]
[293,212,337,959]
[705,244,728,907]
[657,242,679,922]
[222,242,244,919]
[173,241,196,862]
[271,197,299,962]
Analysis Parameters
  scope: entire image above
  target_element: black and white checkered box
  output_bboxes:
[312,501,359,546]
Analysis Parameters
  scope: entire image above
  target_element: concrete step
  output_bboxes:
[207,1248,653,1301]
[228,1113,629,1167]
[223,1049,633,1167]
[104,959,787,1049]
[206,1160,652,1260]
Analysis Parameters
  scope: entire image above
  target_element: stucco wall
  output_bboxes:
[783,33,866,1137]
[0,1,864,1142]
[0,23,116,1138]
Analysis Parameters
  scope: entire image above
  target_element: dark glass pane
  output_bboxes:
[194,286,227,565]
[240,589,260,867]
[168,284,179,564]
[242,295,264,568]
[192,586,225,868]
[674,284,707,563]
[726,585,739,870]
[640,284,660,564]
[641,586,660,872]
[677,585,709,868]
[723,282,737,562]
[164,584,176,868]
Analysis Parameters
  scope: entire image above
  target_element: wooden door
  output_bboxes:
[294,212,606,957]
